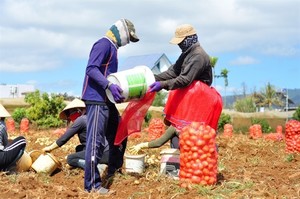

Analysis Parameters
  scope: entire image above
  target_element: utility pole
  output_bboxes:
[283,88,289,122]
[286,89,289,112]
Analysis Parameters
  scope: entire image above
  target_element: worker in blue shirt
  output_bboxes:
[81,18,139,195]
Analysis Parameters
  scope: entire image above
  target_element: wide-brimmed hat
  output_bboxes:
[59,98,85,120]
[169,24,197,44]
[0,103,11,118]
[125,19,139,42]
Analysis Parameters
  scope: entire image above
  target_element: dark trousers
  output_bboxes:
[67,145,109,169]
[0,136,26,170]
[84,103,125,192]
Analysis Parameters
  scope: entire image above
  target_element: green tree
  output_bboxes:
[12,108,27,124]
[221,68,229,107]
[210,56,218,86]
[253,82,282,109]
[292,106,300,121]
[152,91,167,107]
[234,96,256,113]
[25,90,66,128]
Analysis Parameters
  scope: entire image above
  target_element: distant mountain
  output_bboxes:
[223,88,300,109]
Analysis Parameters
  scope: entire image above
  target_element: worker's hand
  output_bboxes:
[149,82,162,92]
[42,146,53,152]
[42,142,58,152]
[108,83,125,103]
[128,142,148,154]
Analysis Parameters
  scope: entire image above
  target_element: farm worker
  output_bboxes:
[0,104,27,173]
[81,18,139,195]
[147,24,223,148]
[129,125,179,154]
[42,98,109,173]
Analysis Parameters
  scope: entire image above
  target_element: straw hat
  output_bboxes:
[0,103,11,118]
[59,98,85,120]
[169,24,197,44]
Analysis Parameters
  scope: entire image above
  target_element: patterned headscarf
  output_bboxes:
[106,19,130,48]
[178,34,198,52]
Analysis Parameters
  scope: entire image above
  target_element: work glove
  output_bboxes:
[108,83,125,103]
[128,142,149,155]
[42,142,59,152]
[149,81,162,92]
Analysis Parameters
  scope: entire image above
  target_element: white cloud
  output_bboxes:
[230,56,258,66]
[0,0,299,95]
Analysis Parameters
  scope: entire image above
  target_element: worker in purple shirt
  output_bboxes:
[81,18,139,195]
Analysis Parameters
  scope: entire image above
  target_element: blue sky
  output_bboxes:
[0,0,299,97]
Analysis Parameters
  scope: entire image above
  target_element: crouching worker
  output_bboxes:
[0,104,27,173]
[42,98,109,171]
[129,124,178,154]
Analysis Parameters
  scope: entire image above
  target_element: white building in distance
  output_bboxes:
[0,84,35,98]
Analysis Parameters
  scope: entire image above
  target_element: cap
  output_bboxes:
[125,19,139,42]
[170,24,197,44]
[0,104,11,118]
[59,98,85,120]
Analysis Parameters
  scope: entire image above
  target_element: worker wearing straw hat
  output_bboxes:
[148,24,222,146]
[43,98,109,171]
[0,103,27,173]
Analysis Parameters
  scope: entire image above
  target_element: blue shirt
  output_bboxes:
[82,37,118,102]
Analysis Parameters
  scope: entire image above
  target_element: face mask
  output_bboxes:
[178,34,198,52]
[69,111,81,122]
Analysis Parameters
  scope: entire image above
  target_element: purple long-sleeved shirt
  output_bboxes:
[81,37,118,102]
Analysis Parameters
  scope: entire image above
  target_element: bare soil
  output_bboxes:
[1,125,300,199]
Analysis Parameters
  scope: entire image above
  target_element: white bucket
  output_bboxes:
[160,149,180,179]
[31,153,61,175]
[106,65,155,103]
[124,153,146,174]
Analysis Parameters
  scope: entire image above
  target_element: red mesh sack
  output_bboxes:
[179,122,218,186]
[264,132,284,142]
[20,118,30,133]
[5,118,15,133]
[285,120,300,153]
[249,124,262,139]
[147,118,166,141]
[164,81,222,131]
[223,123,233,137]
[114,92,156,145]
[276,125,283,134]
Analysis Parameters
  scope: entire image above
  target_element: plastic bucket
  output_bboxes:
[106,65,155,103]
[31,153,61,175]
[29,150,43,163]
[124,153,146,174]
[16,151,32,172]
[160,149,180,179]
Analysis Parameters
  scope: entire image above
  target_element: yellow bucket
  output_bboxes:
[31,152,61,175]
[16,151,32,172]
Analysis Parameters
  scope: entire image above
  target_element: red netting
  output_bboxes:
[179,122,218,186]
[5,118,15,133]
[20,118,30,133]
[114,91,156,145]
[285,120,300,153]
[147,118,166,141]
[164,81,222,131]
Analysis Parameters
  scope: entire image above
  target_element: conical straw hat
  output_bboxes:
[0,104,11,118]
[59,98,85,120]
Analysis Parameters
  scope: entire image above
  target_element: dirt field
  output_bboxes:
[1,123,300,199]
